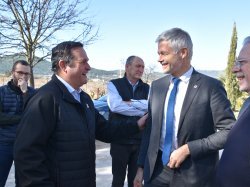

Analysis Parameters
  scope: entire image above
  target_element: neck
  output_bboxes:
[127,77,139,85]
[172,64,191,77]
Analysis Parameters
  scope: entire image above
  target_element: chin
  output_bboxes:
[162,69,170,74]
[239,86,248,92]
[82,80,88,85]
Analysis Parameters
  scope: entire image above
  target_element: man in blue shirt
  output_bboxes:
[107,56,149,187]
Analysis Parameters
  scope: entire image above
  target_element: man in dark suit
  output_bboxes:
[133,28,236,187]
[216,36,250,187]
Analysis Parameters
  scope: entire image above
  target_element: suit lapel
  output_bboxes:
[178,71,201,131]
[151,75,171,132]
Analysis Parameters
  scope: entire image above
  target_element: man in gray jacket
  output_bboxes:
[134,28,235,187]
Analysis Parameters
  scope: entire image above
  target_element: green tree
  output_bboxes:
[223,22,241,111]
[0,0,98,87]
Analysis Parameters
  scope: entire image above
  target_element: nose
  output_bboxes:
[86,62,91,71]
[139,66,144,72]
[232,64,240,73]
[158,54,163,63]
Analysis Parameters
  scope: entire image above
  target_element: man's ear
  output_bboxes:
[58,60,67,73]
[11,71,14,78]
[180,48,188,59]
[125,63,130,72]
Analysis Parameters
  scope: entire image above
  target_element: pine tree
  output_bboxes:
[224,22,241,111]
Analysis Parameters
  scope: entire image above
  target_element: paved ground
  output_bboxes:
[5,141,127,187]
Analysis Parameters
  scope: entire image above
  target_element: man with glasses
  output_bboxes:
[216,36,250,187]
[134,28,235,187]
[0,60,35,186]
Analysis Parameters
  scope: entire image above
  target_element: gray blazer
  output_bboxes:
[138,70,236,187]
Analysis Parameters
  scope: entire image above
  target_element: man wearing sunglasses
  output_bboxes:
[0,60,35,187]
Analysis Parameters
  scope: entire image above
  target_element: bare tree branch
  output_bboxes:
[0,0,99,87]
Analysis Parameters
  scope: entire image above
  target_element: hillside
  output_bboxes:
[0,55,223,79]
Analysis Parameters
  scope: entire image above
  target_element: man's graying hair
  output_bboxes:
[125,56,140,65]
[243,36,250,46]
[51,41,83,73]
[155,28,193,61]
[124,55,143,77]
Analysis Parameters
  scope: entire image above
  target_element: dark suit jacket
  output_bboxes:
[137,70,235,187]
[216,98,250,187]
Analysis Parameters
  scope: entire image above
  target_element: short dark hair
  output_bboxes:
[12,60,30,72]
[51,41,83,72]
[125,56,137,66]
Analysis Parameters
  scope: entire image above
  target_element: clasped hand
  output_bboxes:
[18,78,28,93]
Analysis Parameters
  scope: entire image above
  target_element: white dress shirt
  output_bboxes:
[159,67,193,151]
[107,80,148,117]
[56,75,82,103]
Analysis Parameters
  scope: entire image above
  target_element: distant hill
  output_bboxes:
[0,55,223,79]
[199,70,224,79]
[0,54,53,76]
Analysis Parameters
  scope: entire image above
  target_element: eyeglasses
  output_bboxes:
[234,59,250,68]
[14,71,31,76]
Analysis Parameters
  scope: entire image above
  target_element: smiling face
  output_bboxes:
[58,47,91,89]
[232,43,250,94]
[157,40,190,77]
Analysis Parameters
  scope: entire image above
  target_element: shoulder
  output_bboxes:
[151,75,170,87]
[193,70,222,87]
[111,77,124,84]
[30,80,61,102]
[138,79,150,88]
[0,84,10,97]
[110,77,128,89]
[0,84,8,91]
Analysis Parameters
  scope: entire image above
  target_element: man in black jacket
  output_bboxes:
[107,56,149,187]
[0,60,35,187]
[14,41,147,187]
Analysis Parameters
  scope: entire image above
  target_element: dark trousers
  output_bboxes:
[0,144,14,187]
[144,150,174,187]
[110,143,140,187]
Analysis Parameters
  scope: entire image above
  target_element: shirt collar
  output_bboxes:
[127,78,139,87]
[171,66,193,83]
[56,75,82,94]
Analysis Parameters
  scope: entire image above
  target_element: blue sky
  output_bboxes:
[79,0,250,71]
